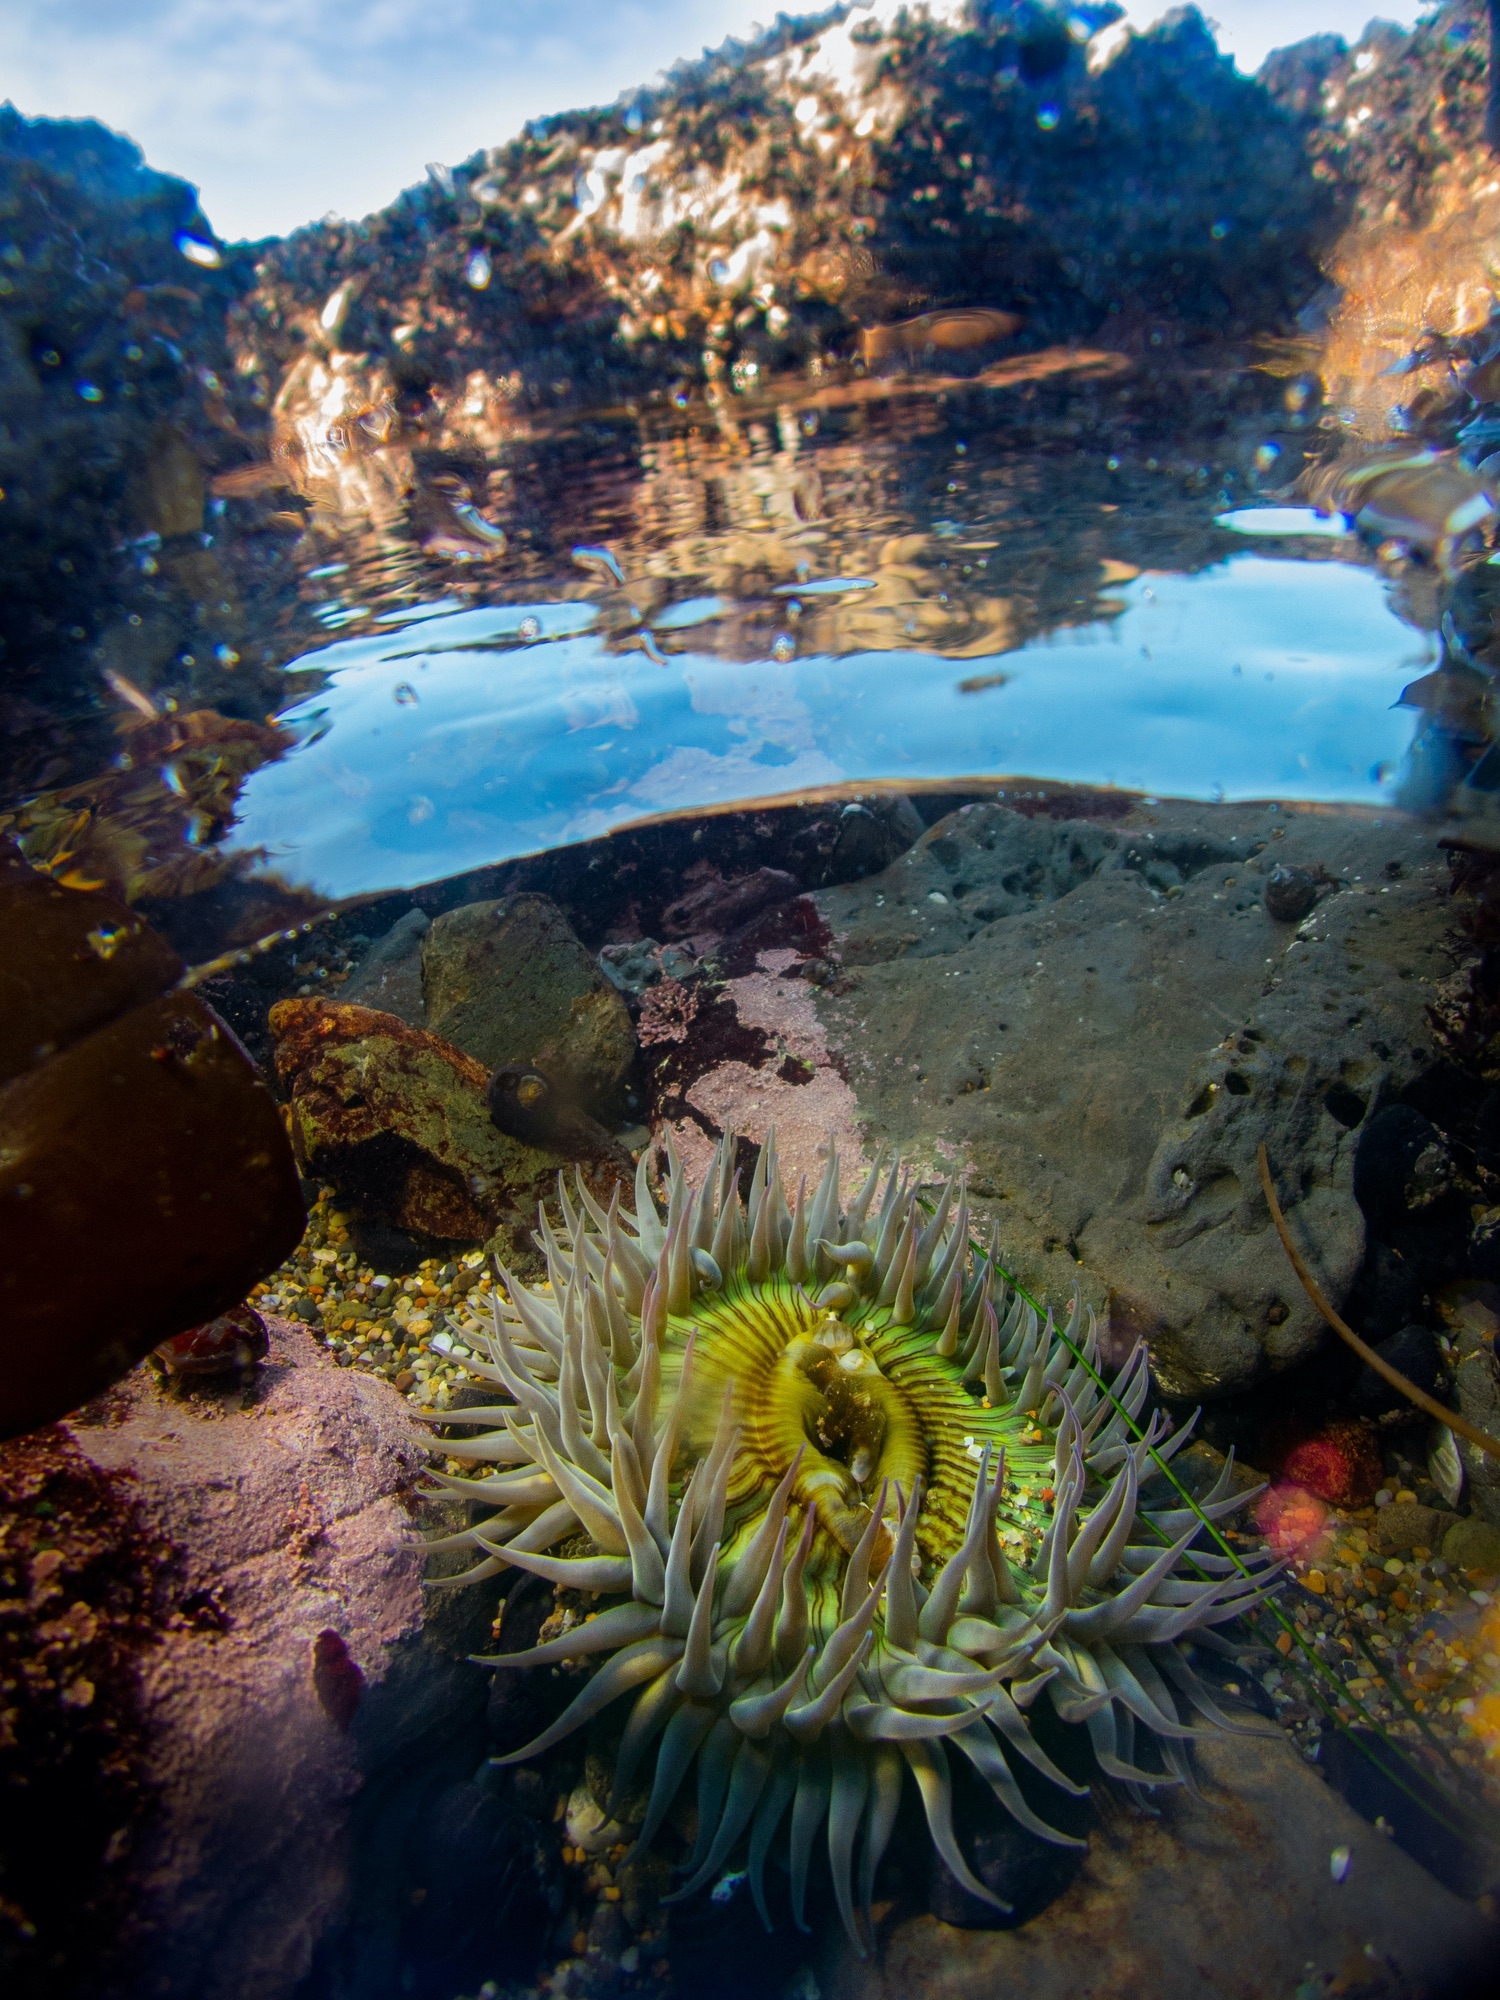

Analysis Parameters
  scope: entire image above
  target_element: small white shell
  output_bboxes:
[1427,1421,1464,1510]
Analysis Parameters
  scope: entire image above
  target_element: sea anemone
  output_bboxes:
[421,1134,1280,1949]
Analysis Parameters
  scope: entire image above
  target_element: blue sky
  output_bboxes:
[0,2,1427,242]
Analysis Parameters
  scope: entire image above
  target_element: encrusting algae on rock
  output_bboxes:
[419,1133,1283,1949]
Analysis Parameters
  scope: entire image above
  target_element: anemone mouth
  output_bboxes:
[419,1131,1281,1952]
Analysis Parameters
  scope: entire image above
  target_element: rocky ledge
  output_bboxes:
[648,794,1451,1399]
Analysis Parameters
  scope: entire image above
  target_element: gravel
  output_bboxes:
[250,1185,489,1412]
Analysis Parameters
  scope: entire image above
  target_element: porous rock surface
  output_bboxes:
[824,1728,1492,2000]
[421,893,635,1112]
[269,995,624,1248]
[807,798,1453,1398]
[59,1317,440,2000]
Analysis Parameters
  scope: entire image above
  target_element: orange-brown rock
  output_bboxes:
[269,998,626,1245]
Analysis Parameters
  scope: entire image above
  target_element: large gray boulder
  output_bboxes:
[810,798,1452,1398]
[421,893,635,1114]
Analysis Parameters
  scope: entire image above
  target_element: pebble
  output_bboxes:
[249,1187,491,1415]
[1251,1493,1500,1805]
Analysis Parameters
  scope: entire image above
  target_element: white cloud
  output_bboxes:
[0,0,774,238]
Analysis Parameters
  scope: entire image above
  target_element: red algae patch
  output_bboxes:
[1279,1420,1386,1509]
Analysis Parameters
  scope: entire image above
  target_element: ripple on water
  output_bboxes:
[228,554,1424,899]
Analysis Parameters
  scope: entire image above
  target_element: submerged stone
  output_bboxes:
[421,894,635,1115]
[807,797,1453,1399]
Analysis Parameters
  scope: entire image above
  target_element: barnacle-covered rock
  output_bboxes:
[0,848,304,1438]
[422,1132,1281,1947]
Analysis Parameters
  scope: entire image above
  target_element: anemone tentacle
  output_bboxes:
[420,1133,1276,1953]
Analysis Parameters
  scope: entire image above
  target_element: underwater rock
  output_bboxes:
[1441,1515,1500,1573]
[0,850,305,1439]
[825,1728,1491,2000]
[598,937,699,999]
[47,1314,488,2000]
[1351,1323,1444,1418]
[659,865,801,940]
[1370,1498,1458,1556]
[421,894,635,1116]
[807,796,929,888]
[270,998,624,1247]
[339,907,430,1023]
[808,799,1452,1399]
[1446,1291,1500,1527]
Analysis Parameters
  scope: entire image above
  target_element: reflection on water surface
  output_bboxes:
[16,372,1433,915]
[233,552,1423,898]
[0,370,1455,931]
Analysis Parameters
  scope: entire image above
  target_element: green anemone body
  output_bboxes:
[423,1133,1278,1951]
